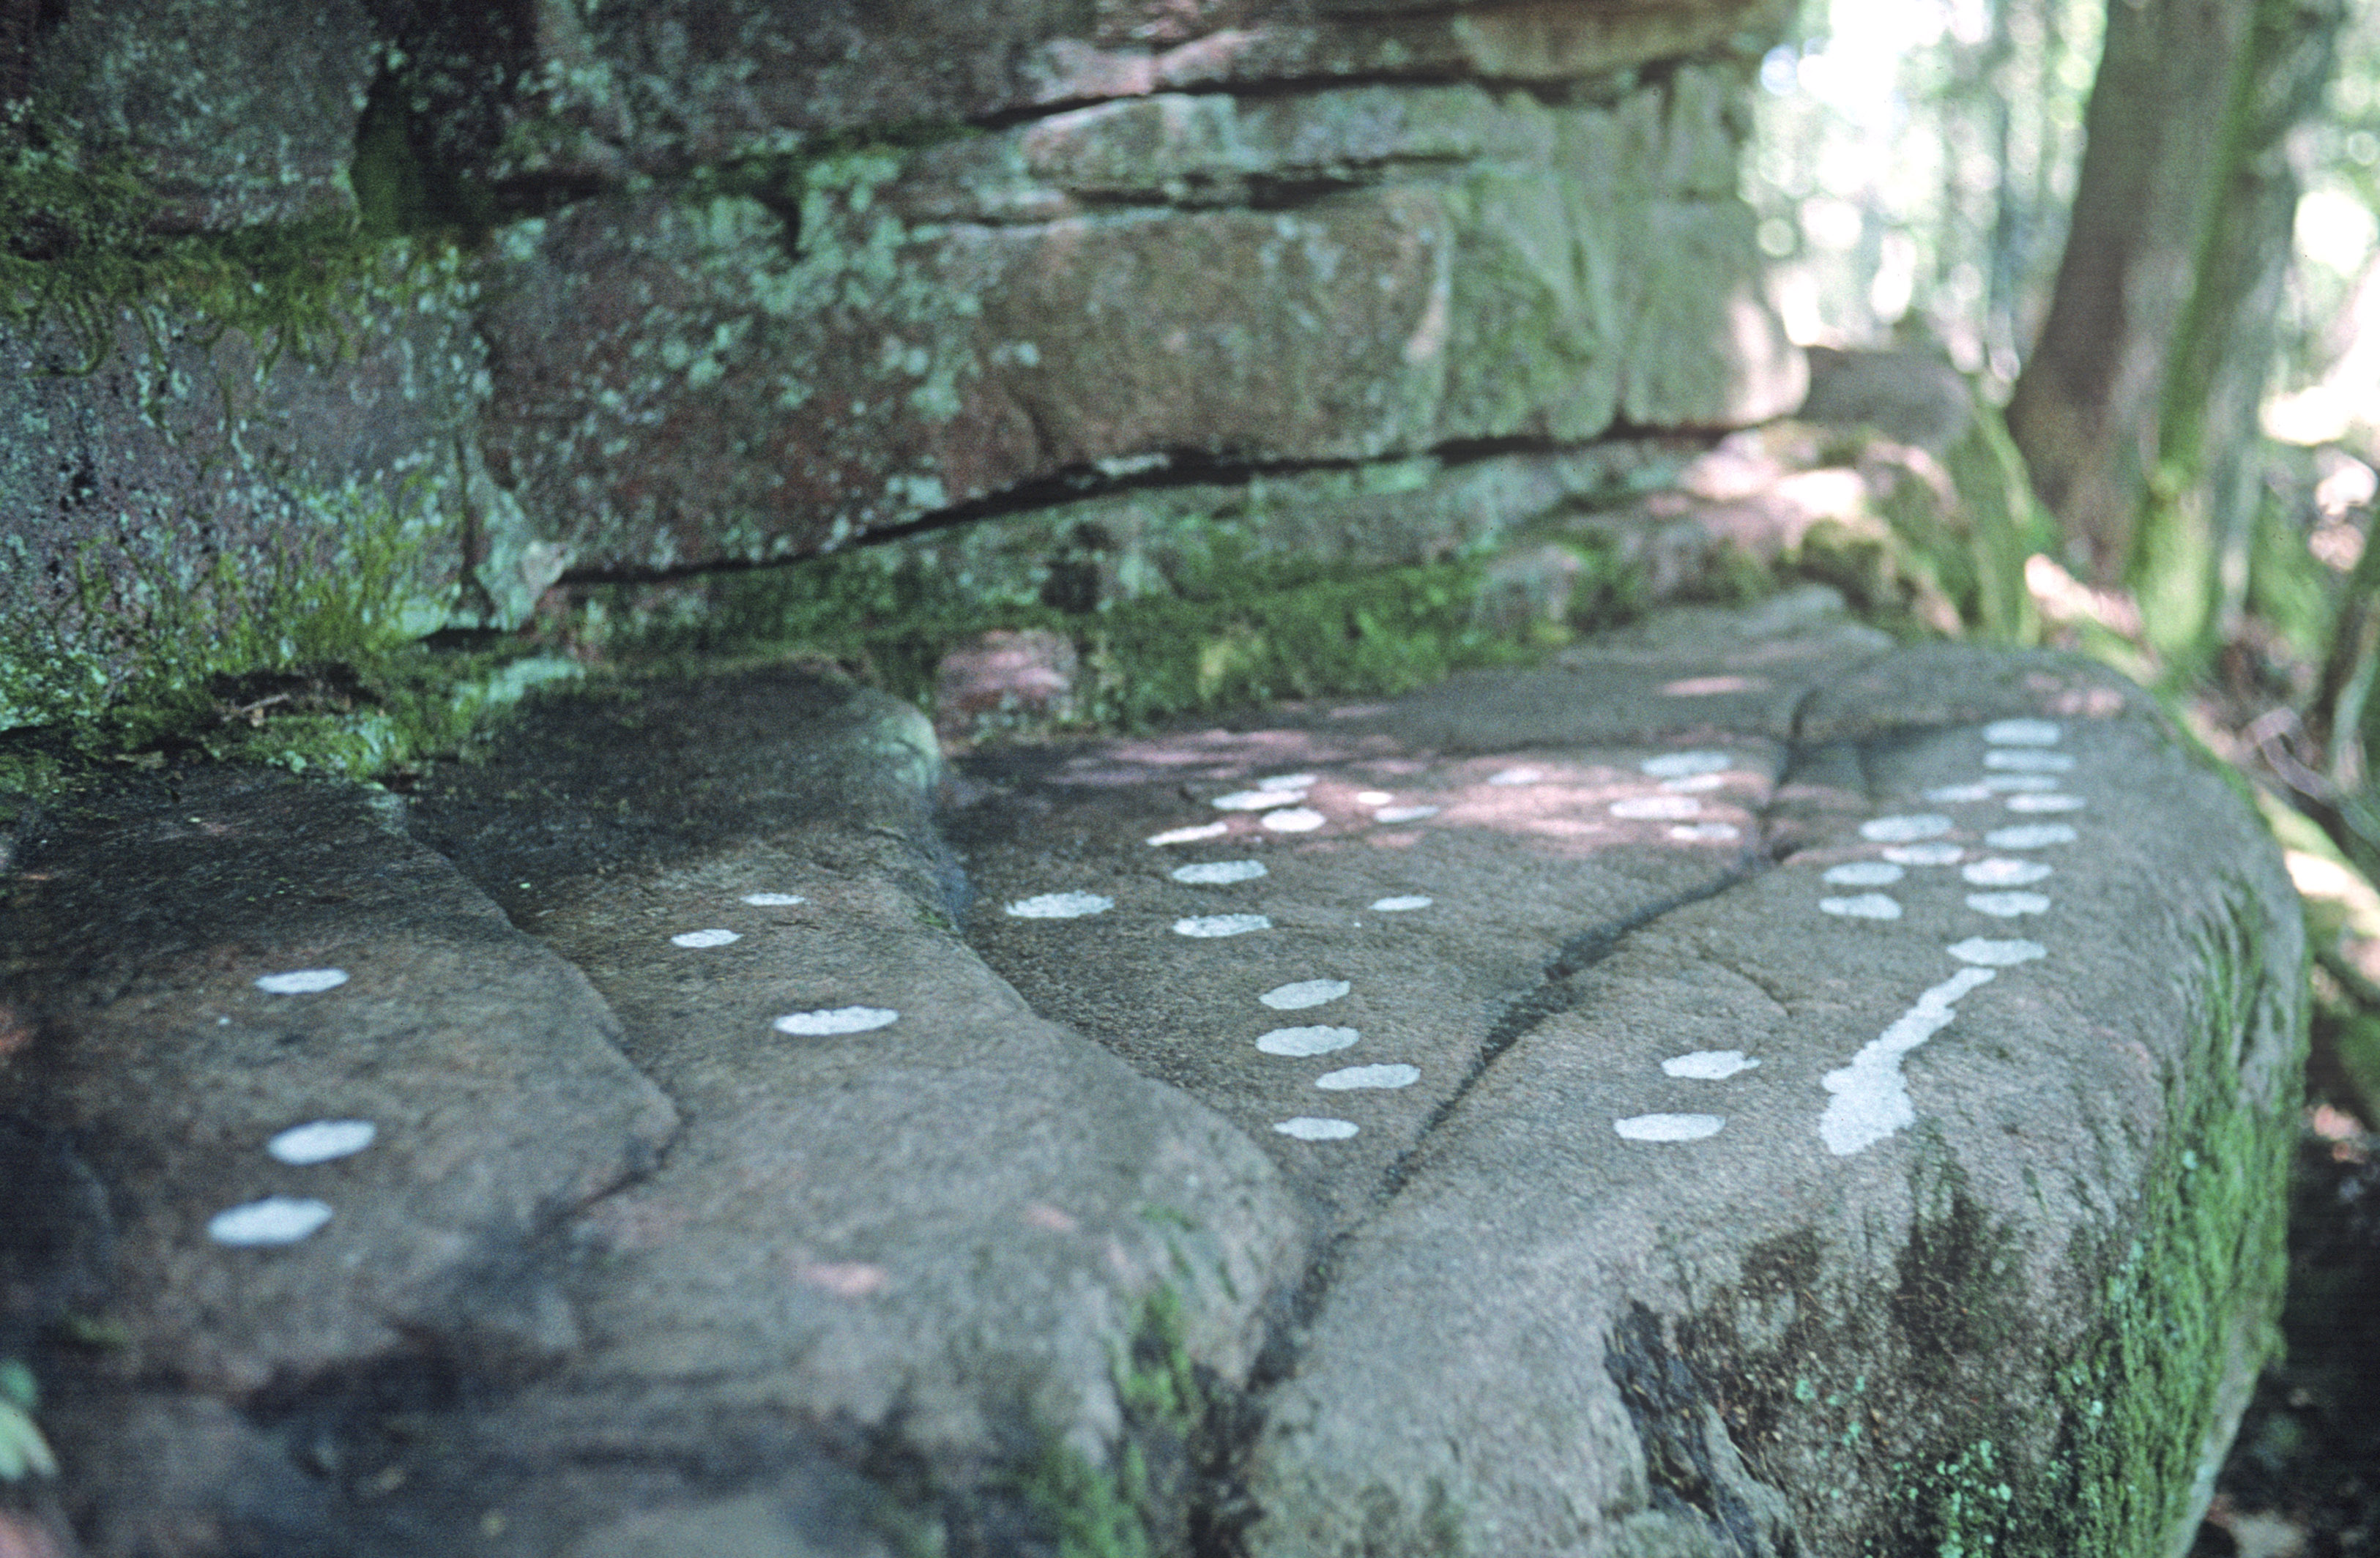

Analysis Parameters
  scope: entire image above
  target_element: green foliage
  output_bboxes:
[0,1360,55,1482]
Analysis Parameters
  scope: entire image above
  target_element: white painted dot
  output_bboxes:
[1262,808,1325,833]
[1640,750,1733,778]
[255,969,347,995]
[1967,891,2051,917]
[741,892,806,906]
[1984,773,2061,792]
[2007,793,2086,813]
[1662,773,1729,793]
[1613,794,1703,820]
[1258,772,1317,791]
[1005,892,1115,919]
[1925,783,1996,804]
[1985,823,2078,849]
[1354,791,1397,806]
[1963,858,2053,887]
[1882,842,1965,865]
[1214,789,1306,811]
[1372,804,1440,824]
[773,1007,901,1035]
[1172,860,1267,885]
[1985,749,2075,772]
[1370,895,1432,912]
[1175,914,1272,937]
[1821,894,1903,920]
[1671,822,1742,841]
[208,1196,335,1247]
[1823,861,1905,887]
[1316,1062,1420,1090]
[1663,1050,1760,1080]
[1262,979,1350,1010]
[267,1120,376,1165]
[1859,814,1954,843]
[1274,1117,1358,1141]
[1614,1114,1725,1142]
[1985,718,2062,745]
[1148,821,1230,846]
[1488,767,1544,786]
[1946,937,2047,966]
[672,928,742,948]
[1257,1025,1361,1056]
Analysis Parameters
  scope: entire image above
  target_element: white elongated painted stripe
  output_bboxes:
[1663,1050,1760,1080]
[1967,891,2051,917]
[1261,978,1351,1010]
[672,928,742,947]
[1661,773,1728,793]
[1214,789,1305,810]
[1316,1062,1420,1090]
[1985,823,2078,849]
[1985,749,2075,772]
[1370,895,1432,912]
[1882,842,1965,865]
[1640,750,1733,778]
[1175,914,1271,937]
[1671,822,1743,841]
[208,1196,335,1247]
[1262,808,1325,832]
[1615,1114,1725,1142]
[1859,814,1954,842]
[1172,860,1267,885]
[1488,767,1544,786]
[1821,894,1903,920]
[1823,861,1905,887]
[1925,783,1996,804]
[267,1120,376,1165]
[256,969,347,995]
[773,1006,901,1035]
[1983,774,2061,792]
[1354,791,1396,806]
[1964,857,2053,886]
[1005,892,1115,919]
[1372,804,1440,823]
[2007,793,2086,813]
[1946,937,2047,966]
[1257,1025,1360,1056]
[1148,821,1230,846]
[1612,794,1702,820]
[1818,966,1998,1155]
[1258,772,1317,791]
[1984,718,2062,745]
[1274,1117,1358,1141]
[741,892,806,906]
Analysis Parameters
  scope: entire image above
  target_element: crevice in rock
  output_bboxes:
[1604,1302,1793,1558]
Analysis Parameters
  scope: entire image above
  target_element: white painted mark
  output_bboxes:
[1615,1114,1725,1142]
[1672,823,1743,841]
[1370,895,1432,912]
[267,1120,376,1165]
[1372,804,1440,824]
[1175,914,1272,937]
[1641,750,1733,778]
[2007,793,2086,813]
[1662,773,1728,793]
[1985,823,2078,849]
[1214,789,1305,811]
[1354,791,1397,806]
[1985,749,2076,772]
[1258,772,1317,791]
[1967,892,2051,917]
[1172,860,1266,885]
[1274,1117,1358,1141]
[1818,966,1998,1155]
[1148,821,1230,846]
[1257,1025,1361,1056]
[1984,774,2061,792]
[1488,767,1544,786]
[1005,892,1115,919]
[1946,937,2048,966]
[1860,814,1955,843]
[1822,894,1903,920]
[1823,861,1905,887]
[1985,718,2062,745]
[1963,858,2053,887]
[1663,1050,1760,1080]
[1317,1063,1420,1090]
[1262,978,1351,1010]
[256,969,347,995]
[1882,842,1965,865]
[672,928,743,947]
[208,1196,335,1247]
[1262,808,1326,832]
[1925,783,1996,804]
[1613,795,1703,820]
[741,892,807,906]
[773,1007,901,1035]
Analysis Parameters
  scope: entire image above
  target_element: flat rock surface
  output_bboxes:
[0,600,2303,1558]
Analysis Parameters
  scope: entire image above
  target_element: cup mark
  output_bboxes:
[1983,774,2061,792]
[1612,795,1703,820]
[741,892,807,906]
[267,1120,376,1165]
[1821,894,1903,920]
[1615,1114,1725,1142]
[1215,789,1306,811]
[1370,895,1432,912]
[2007,794,2086,813]
[1966,891,2051,917]
[1258,772,1317,791]
[1274,1117,1358,1141]
[1925,783,1996,804]
[773,1007,901,1034]
[1984,718,2062,745]
[672,928,743,947]
[1985,749,2075,772]
[1946,937,2047,966]
[1175,914,1272,937]
[1316,1062,1420,1090]
[1148,821,1230,846]
[1261,978,1351,1009]
[1640,750,1733,778]
[256,969,347,995]
[1171,861,1267,885]
[1963,857,2053,887]
[1262,808,1326,832]
[1823,861,1905,887]
[1373,805,1440,824]
[1663,1050,1760,1080]
[209,1196,335,1247]
[1257,1025,1361,1056]
[1882,842,1965,865]
[1984,823,2077,849]
[1672,822,1742,841]
[1860,814,1955,842]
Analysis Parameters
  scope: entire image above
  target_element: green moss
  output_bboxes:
[1016,1285,1207,1558]
[0,1358,54,1482]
